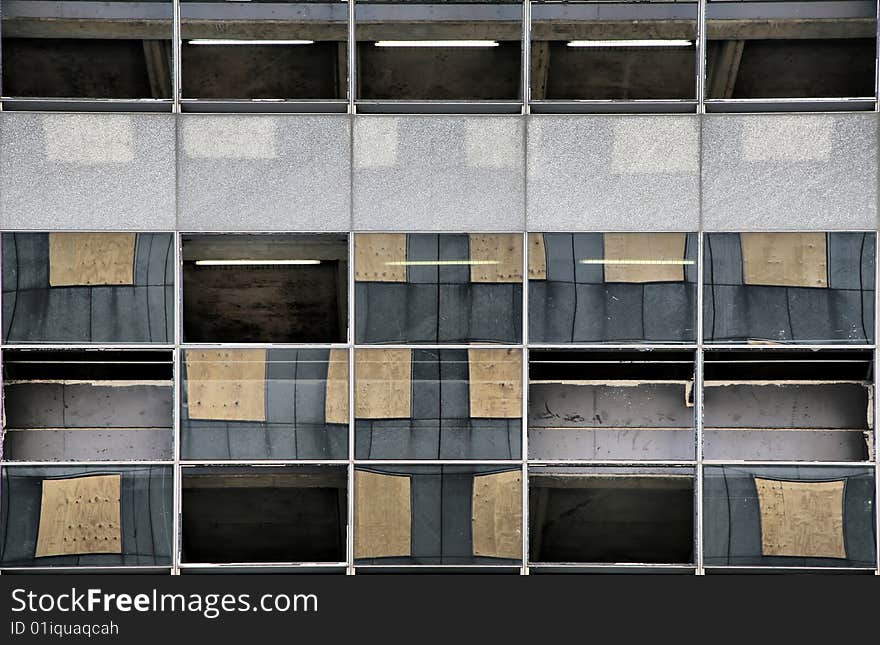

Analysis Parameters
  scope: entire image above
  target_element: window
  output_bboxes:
[182,234,348,343]
[1,0,173,101]
[529,233,698,343]
[2,233,174,344]
[530,0,698,104]
[703,232,875,344]
[355,233,523,344]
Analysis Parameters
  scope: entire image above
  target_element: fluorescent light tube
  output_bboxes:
[188,39,315,46]
[567,39,693,48]
[386,260,500,266]
[374,40,499,48]
[579,259,695,265]
[195,260,322,266]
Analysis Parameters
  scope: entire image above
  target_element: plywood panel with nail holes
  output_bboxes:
[354,233,407,282]
[472,470,522,559]
[35,475,122,557]
[186,349,267,422]
[470,234,523,283]
[49,233,137,287]
[355,471,412,559]
[355,349,412,419]
[468,349,522,419]
[755,477,846,559]
[528,233,547,280]
[325,349,349,425]
[741,233,828,288]
[603,233,687,283]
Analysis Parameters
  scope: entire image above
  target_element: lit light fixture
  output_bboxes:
[386,260,500,266]
[195,260,322,266]
[374,40,499,48]
[188,39,315,46]
[579,259,695,265]
[567,39,694,48]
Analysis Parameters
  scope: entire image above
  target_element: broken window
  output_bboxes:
[2,349,174,462]
[0,465,173,568]
[182,234,348,343]
[355,0,522,103]
[529,233,697,343]
[354,348,522,460]
[528,350,695,460]
[354,465,522,566]
[703,350,873,461]
[703,465,876,568]
[703,232,875,344]
[705,0,877,102]
[529,467,695,566]
[1,0,173,101]
[530,0,698,103]
[355,233,523,344]
[180,0,348,102]
[181,466,347,564]
[181,348,348,460]
[2,233,175,344]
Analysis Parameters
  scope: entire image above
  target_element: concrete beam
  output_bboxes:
[4,17,874,41]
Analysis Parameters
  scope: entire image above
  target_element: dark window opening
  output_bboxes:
[182,467,347,564]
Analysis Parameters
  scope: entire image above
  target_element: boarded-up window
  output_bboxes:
[602,233,687,283]
[528,233,547,280]
[355,349,412,419]
[35,474,122,557]
[468,349,522,418]
[755,477,846,558]
[49,233,136,287]
[470,234,523,283]
[325,349,350,425]
[186,349,267,422]
[472,470,522,559]
[354,471,412,559]
[741,233,828,288]
[354,234,407,282]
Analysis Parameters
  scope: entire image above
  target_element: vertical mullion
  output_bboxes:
[875,0,879,112]
[874,231,879,575]
[522,0,531,115]
[172,0,181,112]
[347,234,356,574]
[348,0,356,114]
[172,232,183,574]
[521,233,529,574]
[696,0,707,113]
[695,232,705,575]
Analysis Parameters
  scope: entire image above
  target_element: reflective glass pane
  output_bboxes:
[181,348,349,460]
[354,348,522,460]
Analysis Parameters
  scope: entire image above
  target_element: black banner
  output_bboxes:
[0,574,875,643]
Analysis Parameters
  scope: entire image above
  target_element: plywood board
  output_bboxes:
[355,349,412,419]
[741,233,828,288]
[528,233,547,280]
[470,234,523,283]
[755,477,846,559]
[49,233,136,287]
[186,349,267,422]
[468,349,522,419]
[35,474,122,557]
[603,233,687,283]
[354,471,412,559]
[325,349,350,425]
[472,470,522,559]
[354,233,407,282]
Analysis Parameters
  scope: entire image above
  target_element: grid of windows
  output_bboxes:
[0,0,877,112]
[0,231,876,574]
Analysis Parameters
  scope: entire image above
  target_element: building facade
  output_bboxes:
[0,0,877,574]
